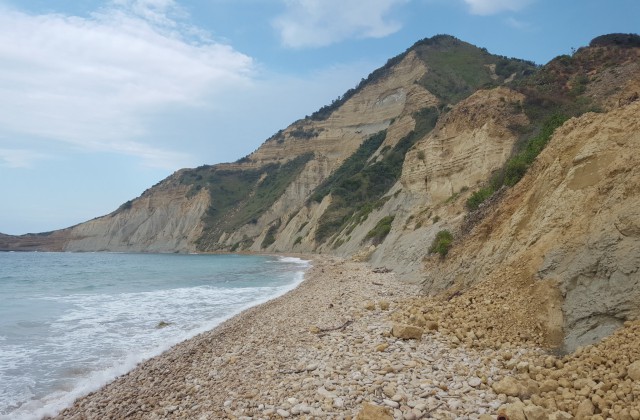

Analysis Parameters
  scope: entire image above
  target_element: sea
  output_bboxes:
[0,251,310,420]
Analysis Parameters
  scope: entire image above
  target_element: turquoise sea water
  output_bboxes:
[0,252,309,420]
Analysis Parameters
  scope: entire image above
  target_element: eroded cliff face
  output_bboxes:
[319,87,529,280]
[63,176,210,253]
[421,101,640,352]
[0,175,210,253]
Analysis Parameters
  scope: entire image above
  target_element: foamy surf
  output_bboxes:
[0,253,309,420]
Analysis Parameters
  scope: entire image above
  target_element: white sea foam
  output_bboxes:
[0,253,309,420]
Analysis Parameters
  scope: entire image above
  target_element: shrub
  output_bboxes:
[364,216,395,245]
[465,113,568,211]
[293,236,303,246]
[429,230,453,257]
[261,222,280,249]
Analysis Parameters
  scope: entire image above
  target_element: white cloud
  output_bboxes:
[0,2,254,169]
[505,16,532,30]
[463,0,533,15]
[0,148,51,168]
[273,0,407,48]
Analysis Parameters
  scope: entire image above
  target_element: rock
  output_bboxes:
[375,343,389,352]
[382,399,399,409]
[539,379,559,392]
[382,386,396,398]
[425,321,439,331]
[523,404,548,420]
[498,401,526,420]
[479,416,493,420]
[492,376,521,397]
[355,402,393,420]
[468,377,482,387]
[277,408,291,417]
[549,411,573,420]
[627,360,640,381]
[575,399,594,420]
[317,387,337,400]
[391,324,424,340]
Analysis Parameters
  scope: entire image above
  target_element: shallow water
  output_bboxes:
[0,252,309,419]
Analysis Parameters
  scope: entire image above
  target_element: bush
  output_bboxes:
[465,113,568,211]
[429,230,453,257]
[261,222,280,249]
[364,216,395,245]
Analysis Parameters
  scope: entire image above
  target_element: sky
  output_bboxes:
[0,0,637,235]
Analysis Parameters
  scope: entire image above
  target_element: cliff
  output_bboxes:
[2,33,639,352]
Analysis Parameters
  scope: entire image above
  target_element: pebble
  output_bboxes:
[51,258,640,419]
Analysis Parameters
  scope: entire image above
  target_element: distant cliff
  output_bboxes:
[2,33,639,352]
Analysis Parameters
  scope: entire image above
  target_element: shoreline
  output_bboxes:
[50,255,640,419]
[49,255,520,419]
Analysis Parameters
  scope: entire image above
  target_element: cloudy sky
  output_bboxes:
[0,0,637,234]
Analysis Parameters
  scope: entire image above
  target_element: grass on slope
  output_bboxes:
[314,107,439,244]
[179,153,314,250]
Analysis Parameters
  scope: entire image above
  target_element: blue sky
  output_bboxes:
[0,0,637,235]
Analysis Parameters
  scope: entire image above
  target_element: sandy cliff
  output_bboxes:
[422,101,640,352]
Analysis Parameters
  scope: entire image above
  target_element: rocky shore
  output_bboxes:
[53,257,640,419]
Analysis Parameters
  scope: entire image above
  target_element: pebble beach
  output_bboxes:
[52,256,640,419]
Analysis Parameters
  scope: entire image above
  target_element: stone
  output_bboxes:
[539,379,559,392]
[492,376,521,397]
[468,377,482,387]
[277,408,291,417]
[375,343,389,352]
[575,399,594,420]
[498,401,526,420]
[425,321,439,331]
[391,324,424,340]
[355,402,393,420]
[317,387,337,400]
[627,360,640,381]
[523,404,548,420]
[548,411,573,420]
[382,386,396,398]
[383,399,399,409]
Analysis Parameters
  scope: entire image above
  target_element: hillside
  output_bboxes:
[1,33,639,354]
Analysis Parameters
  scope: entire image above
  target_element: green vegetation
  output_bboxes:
[429,230,453,258]
[315,107,439,244]
[290,126,322,139]
[364,216,395,245]
[118,200,133,211]
[179,153,313,250]
[308,35,536,121]
[293,236,303,246]
[589,33,640,48]
[413,35,536,105]
[261,221,281,249]
[311,130,387,203]
[466,114,568,211]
